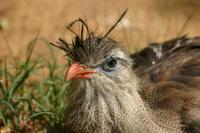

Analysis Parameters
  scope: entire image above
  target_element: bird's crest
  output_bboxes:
[50,9,128,57]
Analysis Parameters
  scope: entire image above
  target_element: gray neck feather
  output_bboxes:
[65,74,182,133]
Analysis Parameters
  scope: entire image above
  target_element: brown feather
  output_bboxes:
[51,17,200,132]
[138,36,200,132]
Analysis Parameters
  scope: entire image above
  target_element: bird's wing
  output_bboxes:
[136,36,200,133]
[131,35,188,75]
[138,36,200,84]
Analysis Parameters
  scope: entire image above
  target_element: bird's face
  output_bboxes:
[61,36,140,132]
[65,36,136,94]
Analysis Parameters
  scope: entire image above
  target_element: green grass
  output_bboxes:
[0,36,69,132]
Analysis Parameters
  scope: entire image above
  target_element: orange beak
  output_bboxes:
[65,62,96,80]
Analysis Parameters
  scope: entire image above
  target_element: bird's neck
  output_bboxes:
[121,86,182,133]
[66,79,182,133]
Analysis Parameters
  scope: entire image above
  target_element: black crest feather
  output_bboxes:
[50,9,128,58]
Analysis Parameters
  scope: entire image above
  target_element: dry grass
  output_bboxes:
[1,0,200,57]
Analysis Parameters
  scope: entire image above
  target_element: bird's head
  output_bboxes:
[57,33,140,131]
[51,10,139,97]
[51,11,141,132]
[57,34,138,94]
[50,10,140,104]
[65,35,133,81]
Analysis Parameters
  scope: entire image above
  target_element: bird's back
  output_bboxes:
[132,36,200,132]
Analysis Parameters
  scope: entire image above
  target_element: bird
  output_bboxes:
[50,12,200,133]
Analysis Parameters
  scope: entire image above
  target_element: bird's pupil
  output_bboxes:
[107,59,117,68]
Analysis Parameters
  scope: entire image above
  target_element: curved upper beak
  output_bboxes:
[65,62,97,80]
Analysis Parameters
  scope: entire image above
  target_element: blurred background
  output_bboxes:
[1,0,200,131]
[1,0,200,60]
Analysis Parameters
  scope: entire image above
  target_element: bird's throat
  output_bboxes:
[65,79,182,133]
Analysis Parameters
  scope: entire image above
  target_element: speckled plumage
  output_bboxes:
[51,20,200,133]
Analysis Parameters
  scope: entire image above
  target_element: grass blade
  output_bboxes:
[1,100,16,113]
[0,111,7,125]
[25,36,39,65]
[41,37,56,65]
[3,59,8,90]
[29,111,57,119]
[0,31,17,65]
[0,59,5,95]
[32,99,47,112]
[14,97,33,111]
[56,82,69,111]
[0,82,5,95]
[7,63,37,102]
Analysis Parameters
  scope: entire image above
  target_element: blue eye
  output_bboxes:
[101,58,118,72]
